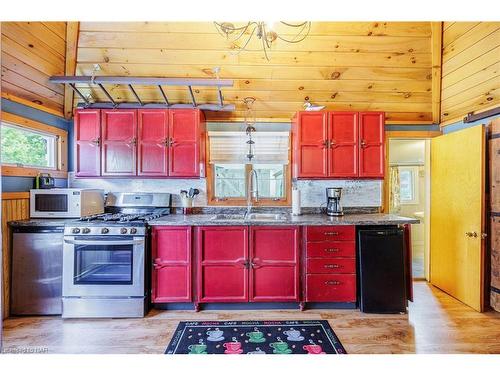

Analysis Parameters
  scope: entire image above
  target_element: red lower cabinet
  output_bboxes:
[249,226,300,302]
[151,226,192,303]
[197,226,249,302]
[196,226,300,304]
[304,225,357,303]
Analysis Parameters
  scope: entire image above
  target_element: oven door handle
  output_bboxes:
[63,239,145,246]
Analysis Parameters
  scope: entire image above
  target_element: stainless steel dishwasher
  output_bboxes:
[11,225,64,315]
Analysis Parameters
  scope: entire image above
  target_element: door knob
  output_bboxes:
[465,231,478,238]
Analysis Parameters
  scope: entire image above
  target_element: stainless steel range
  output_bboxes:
[62,192,171,318]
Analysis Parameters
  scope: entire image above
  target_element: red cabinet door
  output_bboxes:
[74,109,101,177]
[197,226,249,302]
[249,226,300,302]
[168,109,200,177]
[152,226,192,303]
[137,109,169,176]
[101,110,137,176]
[358,112,385,178]
[294,112,329,178]
[328,112,358,178]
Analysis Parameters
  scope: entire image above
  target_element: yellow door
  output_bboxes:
[430,125,486,311]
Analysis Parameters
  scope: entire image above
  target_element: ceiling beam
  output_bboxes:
[64,22,80,119]
[431,22,443,125]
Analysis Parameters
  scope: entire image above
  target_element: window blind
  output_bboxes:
[208,131,290,164]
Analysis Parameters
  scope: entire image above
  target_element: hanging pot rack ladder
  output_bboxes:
[49,76,235,111]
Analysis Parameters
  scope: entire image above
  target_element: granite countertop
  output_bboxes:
[149,213,419,226]
[9,213,419,227]
[8,218,79,227]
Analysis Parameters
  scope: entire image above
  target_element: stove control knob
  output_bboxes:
[130,228,137,234]
[82,228,91,234]
[120,228,128,234]
[101,228,109,234]
[71,228,80,234]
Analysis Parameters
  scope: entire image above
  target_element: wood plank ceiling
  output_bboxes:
[74,22,434,123]
[1,22,67,116]
[440,22,500,124]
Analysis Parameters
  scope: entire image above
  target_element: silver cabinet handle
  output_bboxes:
[465,231,478,238]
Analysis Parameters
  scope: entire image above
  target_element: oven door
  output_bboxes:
[62,235,145,297]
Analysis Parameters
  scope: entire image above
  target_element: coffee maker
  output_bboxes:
[326,187,344,217]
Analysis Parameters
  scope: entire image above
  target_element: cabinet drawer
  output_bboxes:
[306,241,355,258]
[307,258,356,274]
[306,226,355,242]
[306,274,356,302]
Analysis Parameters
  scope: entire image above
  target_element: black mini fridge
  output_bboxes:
[357,227,407,313]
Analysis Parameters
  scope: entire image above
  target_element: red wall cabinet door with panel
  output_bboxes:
[74,109,101,177]
[358,112,385,178]
[328,112,358,178]
[249,226,300,302]
[137,109,169,177]
[196,226,249,302]
[152,226,192,302]
[101,109,137,176]
[292,112,329,178]
[168,109,204,177]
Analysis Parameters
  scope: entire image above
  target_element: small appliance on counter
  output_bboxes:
[30,188,105,218]
[326,187,344,217]
[35,173,55,189]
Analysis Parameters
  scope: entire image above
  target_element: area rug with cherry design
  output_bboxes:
[165,320,346,354]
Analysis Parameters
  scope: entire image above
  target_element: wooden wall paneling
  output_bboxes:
[431,22,443,124]
[1,22,66,116]
[1,193,30,319]
[74,22,434,123]
[441,22,500,124]
[442,22,480,47]
[79,22,432,36]
[64,22,80,119]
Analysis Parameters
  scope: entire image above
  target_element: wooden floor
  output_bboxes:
[2,282,500,354]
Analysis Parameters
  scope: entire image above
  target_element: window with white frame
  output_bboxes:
[1,122,58,169]
[399,166,419,204]
[208,130,290,205]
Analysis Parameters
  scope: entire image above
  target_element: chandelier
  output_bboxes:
[214,21,311,61]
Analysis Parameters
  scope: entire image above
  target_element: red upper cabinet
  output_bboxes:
[74,109,101,177]
[137,109,169,177]
[328,112,358,178]
[292,111,385,179]
[168,109,204,178]
[249,226,300,302]
[197,226,249,303]
[292,112,329,178]
[358,112,385,178]
[152,226,192,303]
[101,109,137,176]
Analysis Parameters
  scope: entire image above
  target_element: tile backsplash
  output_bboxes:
[295,179,382,208]
[69,173,208,207]
[69,173,381,208]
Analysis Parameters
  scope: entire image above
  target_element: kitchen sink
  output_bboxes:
[245,213,289,221]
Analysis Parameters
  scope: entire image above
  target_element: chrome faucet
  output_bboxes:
[246,169,259,217]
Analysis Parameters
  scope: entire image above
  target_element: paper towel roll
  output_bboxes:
[292,188,301,215]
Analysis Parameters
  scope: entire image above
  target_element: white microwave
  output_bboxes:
[30,189,105,218]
